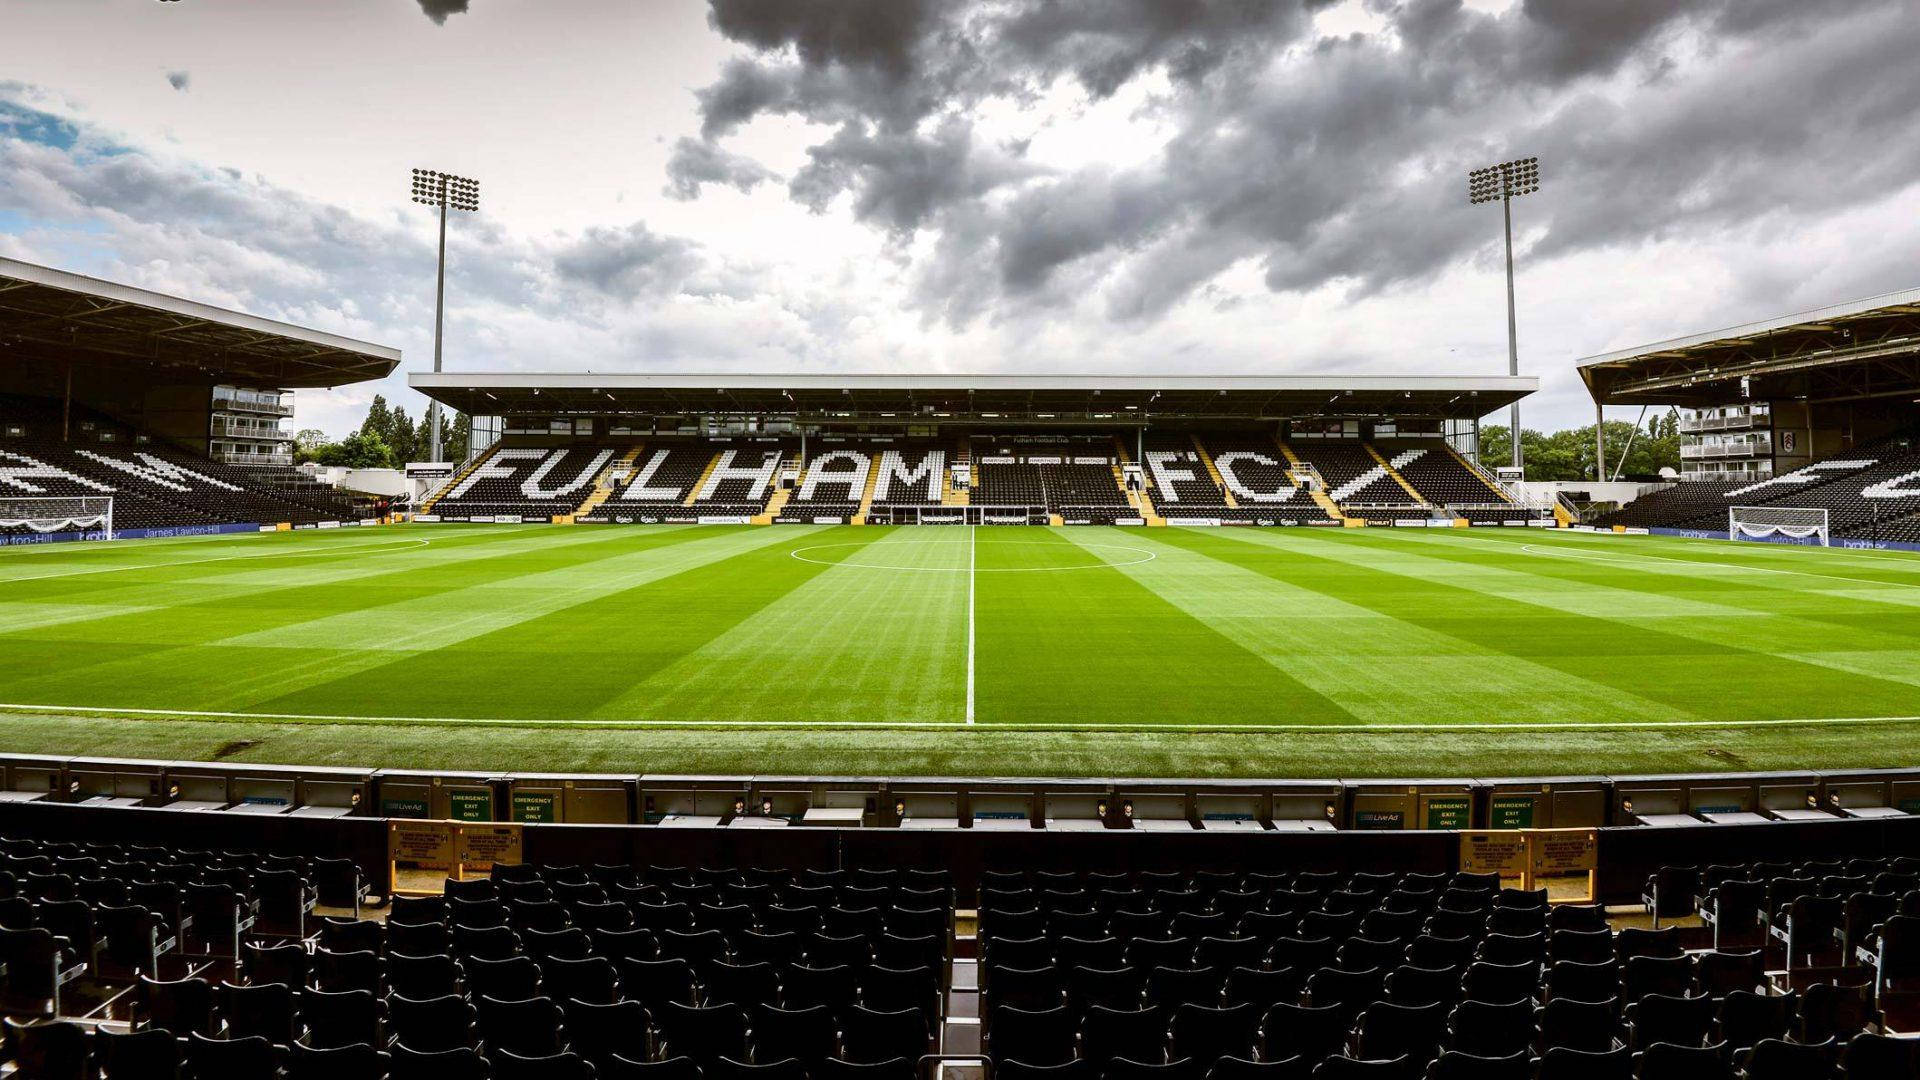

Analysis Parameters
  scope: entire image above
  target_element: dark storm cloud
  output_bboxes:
[681,0,1920,326]
[416,0,470,26]
[663,136,777,200]
[551,223,704,299]
[165,71,190,93]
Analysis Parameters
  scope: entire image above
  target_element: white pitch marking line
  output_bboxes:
[965,523,976,726]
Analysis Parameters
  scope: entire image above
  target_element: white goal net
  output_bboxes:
[1729,505,1827,546]
[0,496,114,539]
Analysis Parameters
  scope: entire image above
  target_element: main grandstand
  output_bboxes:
[407,372,1544,529]
[1582,288,1920,547]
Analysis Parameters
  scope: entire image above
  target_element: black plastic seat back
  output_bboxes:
[387,992,479,1054]
[220,980,298,1046]
[1537,1045,1632,1080]
[138,974,216,1037]
[95,1027,181,1080]
[184,1033,276,1080]
[563,998,651,1071]
[5,1018,90,1080]
[1634,1042,1731,1080]
[285,1041,390,1080]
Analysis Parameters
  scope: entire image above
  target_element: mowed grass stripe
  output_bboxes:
[1195,527,1920,723]
[0,525,607,626]
[1464,529,1920,596]
[977,528,1350,726]
[0,525,508,585]
[1354,528,1920,700]
[260,525,850,722]
[235,525,820,717]
[0,526,649,705]
[0,526,744,713]
[592,526,969,724]
[1217,529,1920,720]
[1091,527,1696,725]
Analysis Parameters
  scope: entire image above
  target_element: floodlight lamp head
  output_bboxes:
[1467,156,1540,204]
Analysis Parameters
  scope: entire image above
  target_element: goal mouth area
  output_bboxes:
[0,496,114,540]
[1728,504,1829,546]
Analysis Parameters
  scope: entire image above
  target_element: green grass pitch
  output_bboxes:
[2,522,1919,778]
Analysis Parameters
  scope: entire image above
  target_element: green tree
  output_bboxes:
[359,395,394,448]
[307,430,396,469]
[417,410,471,463]
[1478,416,1681,482]
[388,404,416,464]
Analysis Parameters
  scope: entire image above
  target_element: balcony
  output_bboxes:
[215,448,293,467]
[212,388,294,416]
[1681,440,1772,460]
[1679,409,1771,434]
[210,417,290,439]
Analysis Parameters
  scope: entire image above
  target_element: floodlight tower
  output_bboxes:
[1467,156,1539,473]
[410,169,480,464]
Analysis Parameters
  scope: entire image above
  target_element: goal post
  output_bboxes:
[1729,505,1828,546]
[0,496,114,540]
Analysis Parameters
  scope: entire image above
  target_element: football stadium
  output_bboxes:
[3,252,1920,1077]
[5,3,1920,1075]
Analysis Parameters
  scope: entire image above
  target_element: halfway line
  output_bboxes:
[965,524,976,725]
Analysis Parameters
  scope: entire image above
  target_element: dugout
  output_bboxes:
[68,758,167,808]
[640,776,748,827]
[1347,780,1477,831]
[1480,777,1608,830]
[507,773,632,824]
[0,755,65,803]
[374,769,501,821]
[1042,782,1113,831]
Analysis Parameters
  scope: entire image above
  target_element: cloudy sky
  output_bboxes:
[4,0,1919,442]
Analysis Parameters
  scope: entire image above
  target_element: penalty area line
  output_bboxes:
[2,702,1918,736]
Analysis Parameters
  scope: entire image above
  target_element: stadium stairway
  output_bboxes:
[1366,443,1432,506]
[753,452,803,524]
[1191,434,1240,509]
[855,453,883,524]
[946,436,971,506]
[1276,438,1351,523]
[419,444,498,513]
[1445,442,1515,503]
[681,449,725,507]
[1112,436,1165,525]
[572,443,645,519]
